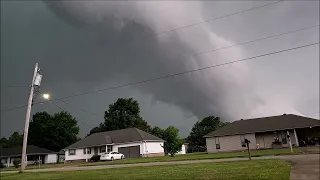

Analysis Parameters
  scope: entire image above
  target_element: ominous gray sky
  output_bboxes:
[1,0,319,138]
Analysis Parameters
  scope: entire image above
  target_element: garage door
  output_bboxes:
[118,145,140,158]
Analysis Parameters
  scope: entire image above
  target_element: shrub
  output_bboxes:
[13,158,21,168]
[90,155,100,162]
[0,162,5,168]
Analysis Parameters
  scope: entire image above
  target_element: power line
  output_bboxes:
[153,0,283,36]
[49,42,319,100]
[33,42,320,105]
[172,24,319,62]
[3,24,318,91]
[47,96,95,129]
[1,24,318,113]
[1,42,318,113]
[50,94,100,116]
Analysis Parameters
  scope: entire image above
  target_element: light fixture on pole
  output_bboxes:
[42,93,50,100]
[20,62,42,172]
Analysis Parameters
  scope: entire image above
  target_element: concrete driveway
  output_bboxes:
[2,154,319,180]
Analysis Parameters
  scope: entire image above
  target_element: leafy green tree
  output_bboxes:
[89,98,151,134]
[151,126,165,139]
[187,116,228,152]
[162,126,184,157]
[8,132,23,148]
[0,137,9,148]
[28,111,79,151]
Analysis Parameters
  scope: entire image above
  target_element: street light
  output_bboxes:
[42,93,50,100]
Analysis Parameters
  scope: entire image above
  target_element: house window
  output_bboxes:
[281,132,287,144]
[240,135,246,147]
[87,148,92,154]
[215,137,220,149]
[99,146,106,153]
[69,149,76,156]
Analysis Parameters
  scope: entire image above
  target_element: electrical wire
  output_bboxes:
[1,42,318,113]
[3,24,318,90]
[153,0,283,36]
[47,98,95,129]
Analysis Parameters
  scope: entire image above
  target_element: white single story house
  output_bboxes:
[204,114,320,153]
[64,128,165,162]
[176,143,188,155]
[0,145,58,167]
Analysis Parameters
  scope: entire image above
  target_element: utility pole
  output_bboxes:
[20,62,42,172]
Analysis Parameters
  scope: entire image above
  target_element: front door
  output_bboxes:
[94,147,98,155]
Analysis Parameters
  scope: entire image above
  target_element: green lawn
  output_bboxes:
[0,159,291,180]
[80,147,301,166]
[0,148,300,171]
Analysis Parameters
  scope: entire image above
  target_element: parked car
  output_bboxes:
[100,152,124,161]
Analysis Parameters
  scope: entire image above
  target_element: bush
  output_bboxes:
[90,155,100,162]
[13,158,21,168]
[0,162,5,168]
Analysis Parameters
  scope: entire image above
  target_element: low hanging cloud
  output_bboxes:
[42,0,303,120]
[1,0,302,125]
[42,1,300,119]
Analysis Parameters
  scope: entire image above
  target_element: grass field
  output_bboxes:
[0,147,300,171]
[0,159,291,180]
[80,147,301,166]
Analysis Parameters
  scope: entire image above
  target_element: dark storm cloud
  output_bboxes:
[40,0,267,119]
[1,1,318,137]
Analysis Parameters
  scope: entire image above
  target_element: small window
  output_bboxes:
[240,135,246,147]
[69,149,76,156]
[215,137,220,149]
[100,146,106,153]
[83,148,86,154]
[87,148,92,154]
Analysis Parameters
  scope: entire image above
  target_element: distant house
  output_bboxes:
[63,128,165,162]
[204,114,320,153]
[0,145,58,167]
[176,143,189,155]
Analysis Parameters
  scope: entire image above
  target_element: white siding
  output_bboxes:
[206,134,256,153]
[144,142,164,155]
[65,147,97,161]
[44,154,57,164]
[176,144,186,155]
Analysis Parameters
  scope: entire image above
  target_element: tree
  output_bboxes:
[162,126,184,157]
[151,126,165,139]
[0,137,9,148]
[8,132,23,148]
[89,98,151,135]
[186,116,228,152]
[28,111,79,151]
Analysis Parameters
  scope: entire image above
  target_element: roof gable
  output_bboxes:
[204,114,320,137]
[65,128,163,149]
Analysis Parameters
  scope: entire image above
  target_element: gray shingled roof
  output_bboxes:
[204,114,320,137]
[0,145,56,158]
[65,128,164,150]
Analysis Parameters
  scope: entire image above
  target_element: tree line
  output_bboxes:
[0,98,228,156]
